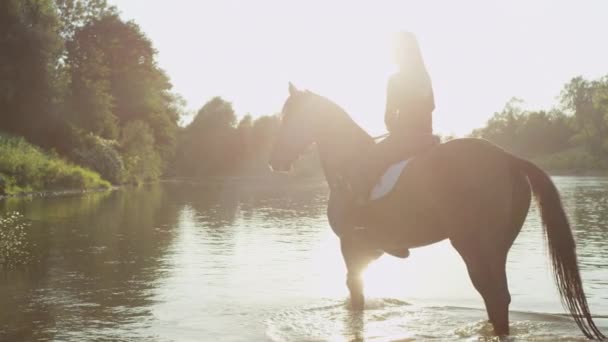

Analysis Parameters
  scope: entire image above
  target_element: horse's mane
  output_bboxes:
[301,91,373,142]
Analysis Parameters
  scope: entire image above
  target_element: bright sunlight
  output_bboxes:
[110,0,608,136]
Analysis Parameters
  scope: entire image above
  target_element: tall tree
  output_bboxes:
[471,99,575,158]
[55,0,116,39]
[175,97,239,177]
[66,14,179,162]
[0,0,62,142]
[561,76,608,156]
[471,98,525,153]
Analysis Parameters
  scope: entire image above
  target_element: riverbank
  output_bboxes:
[3,169,607,202]
[0,135,111,196]
[0,186,116,201]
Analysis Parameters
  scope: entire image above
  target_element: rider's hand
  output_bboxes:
[385,113,397,133]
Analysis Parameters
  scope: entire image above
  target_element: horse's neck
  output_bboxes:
[313,101,373,188]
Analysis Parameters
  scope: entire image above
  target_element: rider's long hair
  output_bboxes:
[393,32,426,70]
[392,31,434,105]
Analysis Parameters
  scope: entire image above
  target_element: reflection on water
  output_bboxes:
[0,177,607,341]
[0,212,31,269]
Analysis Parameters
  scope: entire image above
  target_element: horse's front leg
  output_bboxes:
[340,235,383,310]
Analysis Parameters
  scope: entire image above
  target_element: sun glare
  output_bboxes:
[311,231,476,303]
[111,0,608,137]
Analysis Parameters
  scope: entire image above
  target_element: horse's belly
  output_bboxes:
[360,200,451,249]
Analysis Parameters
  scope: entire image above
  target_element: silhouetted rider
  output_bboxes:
[353,31,437,203]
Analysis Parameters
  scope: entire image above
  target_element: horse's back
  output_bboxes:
[402,138,512,197]
[366,138,528,247]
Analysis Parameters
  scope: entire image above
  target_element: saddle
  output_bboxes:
[369,134,440,200]
[343,135,440,258]
[347,134,439,202]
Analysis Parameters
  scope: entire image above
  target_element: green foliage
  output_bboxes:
[472,98,575,158]
[0,0,63,143]
[120,120,161,184]
[55,0,117,38]
[174,97,239,177]
[65,14,179,168]
[0,3,180,191]
[172,97,286,178]
[0,135,110,194]
[473,75,608,172]
[560,76,608,157]
[71,133,124,184]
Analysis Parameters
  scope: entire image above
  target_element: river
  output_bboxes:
[0,177,607,341]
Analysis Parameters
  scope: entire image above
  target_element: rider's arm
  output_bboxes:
[384,77,398,133]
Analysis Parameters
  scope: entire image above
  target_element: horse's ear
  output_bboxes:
[288,82,299,96]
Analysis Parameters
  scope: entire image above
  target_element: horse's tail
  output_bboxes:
[516,157,605,340]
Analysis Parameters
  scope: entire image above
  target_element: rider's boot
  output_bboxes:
[385,248,410,258]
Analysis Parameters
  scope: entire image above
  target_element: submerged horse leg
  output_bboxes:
[452,238,511,336]
[448,162,528,336]
[340,235,382,310]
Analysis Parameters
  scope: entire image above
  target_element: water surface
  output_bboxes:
[0,177,607,341]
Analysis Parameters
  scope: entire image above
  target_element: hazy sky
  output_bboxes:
[108,0,608,135]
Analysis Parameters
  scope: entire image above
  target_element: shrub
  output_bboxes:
[120,121,161,184]
[71,133,125,184]
[0,135,110,194]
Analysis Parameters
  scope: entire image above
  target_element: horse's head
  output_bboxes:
[269,83,318,172]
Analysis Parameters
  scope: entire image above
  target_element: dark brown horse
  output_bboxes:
[269,84,605,340]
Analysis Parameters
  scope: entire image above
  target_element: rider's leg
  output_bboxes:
[349,136,402,203]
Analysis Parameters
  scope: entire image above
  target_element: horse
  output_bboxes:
[268,83,605,340]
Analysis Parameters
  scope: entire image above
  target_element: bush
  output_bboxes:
[120,121,161,184]
[71,133,125,184]
[0,174,6,195]
[0,135,110,194]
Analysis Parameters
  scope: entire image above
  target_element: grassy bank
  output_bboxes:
[0,135,111,195]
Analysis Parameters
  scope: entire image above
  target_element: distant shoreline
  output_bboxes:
[0,176,323,201]
[1,171,606,202]
[0,187,117,202]
[547,169,608,177]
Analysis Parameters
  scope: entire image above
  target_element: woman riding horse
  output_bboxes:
[270,84,606,339]
[353,32,437,202]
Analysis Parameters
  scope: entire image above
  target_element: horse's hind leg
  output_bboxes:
[452,238,511,336]
[340,235,382,310]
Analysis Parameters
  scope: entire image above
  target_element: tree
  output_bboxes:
[174,97,239,177]
[235,114,253,165]
[120,120,161,183]
[66,14,180,172]
[0,0,62,143]
[561,76,608,157]
[472,99,575,158]
[471,98,525,153]
[55,0,116,39]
